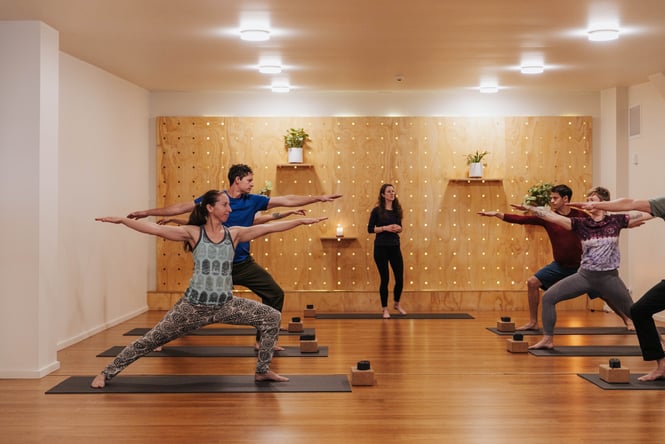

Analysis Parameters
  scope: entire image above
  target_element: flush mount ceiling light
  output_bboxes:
[479,85,499,93]
[259,64,282,74]
[271,84,290,93]
[520,65,544,74]
[240,28,270,41]
[587,28,619,41]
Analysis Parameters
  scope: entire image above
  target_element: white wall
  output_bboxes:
[625,81,665,315]
[149,89,600,118]
[57,53,151,350]
[0,21,60,378]
[0,20,151,377]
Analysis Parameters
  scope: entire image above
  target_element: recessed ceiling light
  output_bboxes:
[587,28,619,42]
[259,65,282,74]
[479,85,499,93]
[520,65,544,74]
[271,84,290,93]
[240,28,270,42]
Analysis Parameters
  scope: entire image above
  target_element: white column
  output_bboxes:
[599,87,631,295]
[0,21,60,377]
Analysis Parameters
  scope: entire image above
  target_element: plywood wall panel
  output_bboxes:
[153,116,593,311]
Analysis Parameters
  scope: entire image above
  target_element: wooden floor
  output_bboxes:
[2,308,665,444]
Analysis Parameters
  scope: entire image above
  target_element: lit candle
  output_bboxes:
[336,224,344,237]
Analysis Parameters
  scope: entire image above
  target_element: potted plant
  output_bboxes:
[258,180,273,197]
[284,128,310,164]
[465,150,489,178]
[523,182,553,207]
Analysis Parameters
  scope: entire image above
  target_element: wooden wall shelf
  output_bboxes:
[277,164,314,169]
[448,178,503,183]
[320,236,357,241]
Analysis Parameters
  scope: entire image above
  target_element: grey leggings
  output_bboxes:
[541,268,633,335]
[101,296,281,380]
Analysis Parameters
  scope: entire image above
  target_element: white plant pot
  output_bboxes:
[469,162,483,178]
[287,147,303,163]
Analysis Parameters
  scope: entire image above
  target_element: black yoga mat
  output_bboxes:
[315,313,474,319]
[98,345,328,358]
[528,345,642,357]
[124,327,316,337]
[46,374,351,394]
[486,326,652,336]
[578,373,665,390]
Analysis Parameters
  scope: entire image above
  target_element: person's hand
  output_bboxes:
[383,224,402,233]
[510,204,529,212]
[127,211,148,220]
[291,209,307,216]
[320,194,342,202]
[567,201,594,210]
[95,216,122,224]
[478,211,499,217]
[302,216,328,224]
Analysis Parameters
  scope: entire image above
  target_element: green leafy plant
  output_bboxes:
[523,182,554,207]
[465,150,489,164]
[283,128,310,148]
[258,180,273,196]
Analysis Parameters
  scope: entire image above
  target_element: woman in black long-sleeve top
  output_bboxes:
[367,184,405,318]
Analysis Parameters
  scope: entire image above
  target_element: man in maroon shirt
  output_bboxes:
[478,184,621,330]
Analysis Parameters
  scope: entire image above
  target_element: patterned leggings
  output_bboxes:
[101,296,281,380]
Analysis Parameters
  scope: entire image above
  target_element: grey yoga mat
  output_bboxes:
[46,374,351,394]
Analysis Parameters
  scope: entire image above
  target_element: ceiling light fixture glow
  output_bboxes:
[587,28,619,42]
[520,65,544,74]
[479,85,499,93]
[259,64,282,74]
[240,28,270,42]
[271,84,290,93]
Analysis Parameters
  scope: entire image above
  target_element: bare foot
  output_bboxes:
[382,309,391,319]
[624,320,635,331]
[394,304,407,315]
[255,343,285,351]
[528,337,554,350]
[255,370,289,382]
[637,369,665,381]
[516,321,538,331]
[90,374,106,388]
[153,346,163,352]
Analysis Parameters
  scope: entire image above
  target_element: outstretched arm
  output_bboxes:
[229,217,327,245]
[156,217,188,226]
[267,194,342,209]
[477,211,505,220]
[127,201,196,220]
[252,209,307,225]
[627,210,654,228]
[569,198,652,213]
[511,204,572,230]
[96,217,197,242]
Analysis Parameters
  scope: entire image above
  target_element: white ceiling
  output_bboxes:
[1,0,665,94]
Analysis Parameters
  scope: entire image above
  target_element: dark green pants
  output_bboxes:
[232,257,285,341]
